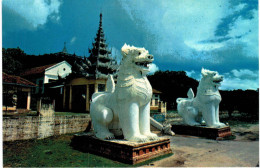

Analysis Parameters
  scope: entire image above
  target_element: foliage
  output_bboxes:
[220,89,259,119]
[148,70,198,110]
[2,47,90,76]
[2,48,24,75]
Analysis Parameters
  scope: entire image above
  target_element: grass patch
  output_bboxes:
[3,134,172,167]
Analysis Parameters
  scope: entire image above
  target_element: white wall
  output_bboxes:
[44,61,72,83]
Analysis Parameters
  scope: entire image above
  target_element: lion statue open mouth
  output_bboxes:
[176,68,226,128]
[90,44,158,142]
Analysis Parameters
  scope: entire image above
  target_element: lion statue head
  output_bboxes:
[120,44,154,75]
[200,68,223,89]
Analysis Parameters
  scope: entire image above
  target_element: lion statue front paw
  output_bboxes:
[144,132,159,140]
[127,134,149,142]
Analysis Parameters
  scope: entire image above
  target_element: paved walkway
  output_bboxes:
[143,128,259,167]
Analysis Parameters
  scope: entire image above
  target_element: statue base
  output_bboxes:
[70,132,172,165]
[171,124,232,140]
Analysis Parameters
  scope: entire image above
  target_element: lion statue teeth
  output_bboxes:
[176,68,226,128]
[90,44,158,142]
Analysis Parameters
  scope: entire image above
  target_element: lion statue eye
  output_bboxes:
[138,52,141,55]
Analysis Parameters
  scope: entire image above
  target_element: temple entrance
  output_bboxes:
[17,91,28,109]
[72,85,86,112]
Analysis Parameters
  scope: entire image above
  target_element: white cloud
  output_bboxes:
[148,63,159,75]
[119,0,258,63]
[233,3,246,12]
[185,70,201,81]
[220,77,259,90]
[111,47,122,63]
[70,36,77,44]
[186,70,195,77]
[221,69,259,90]
[184,41,224,51]
[119,0,231,60]
[2,0,62,28]
[226,10,258,58]
[231,69,258,79]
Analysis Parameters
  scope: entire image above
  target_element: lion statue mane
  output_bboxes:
[176,68,226,128]
[90,44,158,142]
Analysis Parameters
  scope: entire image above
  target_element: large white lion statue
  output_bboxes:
[176,68,226,128]
[90,44,158,142]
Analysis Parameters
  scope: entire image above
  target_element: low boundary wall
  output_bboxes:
[3,115,91,141]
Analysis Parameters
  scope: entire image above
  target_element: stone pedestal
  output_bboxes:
[70,132,172,165]
[171,124,232,140]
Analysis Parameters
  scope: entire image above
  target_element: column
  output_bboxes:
[86,85,90,111]
[27,91,31,110]
[69,85,72,111]
[63,86,66,109]
[94,83,98,93]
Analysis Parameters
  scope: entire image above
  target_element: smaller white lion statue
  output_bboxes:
[176,68,226,128]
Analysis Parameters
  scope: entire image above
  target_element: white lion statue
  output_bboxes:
[176,68,226,128]
[90,44,158,142]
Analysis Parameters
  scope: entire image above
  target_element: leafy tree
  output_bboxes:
[2,48,24,75]
[148,70,198,110]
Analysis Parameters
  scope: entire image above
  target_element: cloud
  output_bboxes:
[119,0,258,64]
[184,41,224,51]
[230,69,258,79]
[70,36,77,44]
[220,77,259,91]
[226,10,258,58]
[111,47,122,64]
[119,0,231,59]
[186,70,195,77]
[185,70,201,80]
[221,69,259,90]
[186,68,259,90]
[148,63,159,75]
[2,0,62,29]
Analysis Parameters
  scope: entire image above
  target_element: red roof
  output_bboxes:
[20,64,55,76]
[153,89,162,94]
[3,73,36,87]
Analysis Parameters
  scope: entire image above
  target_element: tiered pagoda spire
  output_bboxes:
[88,13,117,79]
[62,42,68,54]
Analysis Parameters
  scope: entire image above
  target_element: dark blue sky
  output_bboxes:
[2,0,259,90]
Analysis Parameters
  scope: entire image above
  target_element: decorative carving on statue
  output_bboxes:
[176,68,226,128]
[90,44,158,142]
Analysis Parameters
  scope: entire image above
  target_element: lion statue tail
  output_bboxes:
[106,75,115,93]
[176,88,194,103]
[187,88,194,99]
[176,88,195,116]
[91,75,115,102]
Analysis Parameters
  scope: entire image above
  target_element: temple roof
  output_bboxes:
[3,73,37,87]
[20,63,56,77]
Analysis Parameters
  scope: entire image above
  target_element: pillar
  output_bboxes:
[27,91,31,110]
[69,85,72,110]
[86,85,90,111]
[94,83,98,93]
[63,86,66,109]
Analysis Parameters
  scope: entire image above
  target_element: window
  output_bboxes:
[98,84,106,92]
